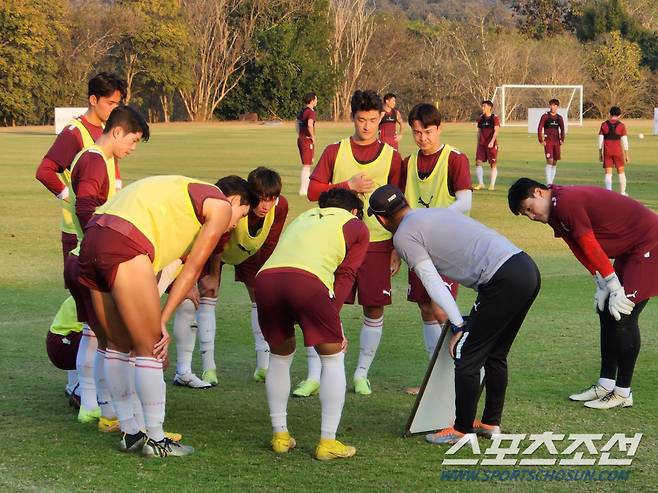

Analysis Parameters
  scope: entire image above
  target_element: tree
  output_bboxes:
[509,0,575,39]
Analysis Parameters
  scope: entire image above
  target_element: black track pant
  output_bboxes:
[453,252,541,434]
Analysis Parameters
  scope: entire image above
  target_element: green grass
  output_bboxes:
[0,120,657,492]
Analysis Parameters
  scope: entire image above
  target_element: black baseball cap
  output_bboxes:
[367,184,408,217]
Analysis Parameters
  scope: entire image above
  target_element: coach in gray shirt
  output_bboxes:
[368,185,541,445]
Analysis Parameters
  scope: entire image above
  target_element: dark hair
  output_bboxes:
[248,167,281,199]
[103,106,150,141]
[303,92,317,104]
[549,98,560,106]
[216,175,259,209]
[407,103,441,128]
[88,72,127,100]
[507,178,548,215]
[318,188,363,220]
[610,106,622,117]
[481,100,493,108]
[350,90,383,116]
[383,92,397,102]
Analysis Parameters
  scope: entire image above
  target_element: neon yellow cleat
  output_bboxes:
[164,431,182,442]
[201,369,218,386]
[98,416,120,433]
[253,367,267,383]
[315,439,356,461]
[292,379,320,397]
[77,406,101,423]
[353,377,372,395]
[473,184,483,191]
[271,431,296,453]
[488,184,495,191]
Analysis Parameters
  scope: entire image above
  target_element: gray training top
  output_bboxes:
[393,208,522,289]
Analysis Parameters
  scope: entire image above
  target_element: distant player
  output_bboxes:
[255,188,369,460]
[599,106,630,195]
[306,89,403,396]
[296,92,318,195]
[537,98,565,185]
[474,100,500,191]
[509,178,658,409]
[379,93,403,150]
[369,185,540,444]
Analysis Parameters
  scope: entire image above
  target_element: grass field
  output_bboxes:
[1,119,657,492]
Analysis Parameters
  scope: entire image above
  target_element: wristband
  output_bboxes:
[450,321,464,334]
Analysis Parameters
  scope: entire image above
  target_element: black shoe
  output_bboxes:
[119,431,147,453]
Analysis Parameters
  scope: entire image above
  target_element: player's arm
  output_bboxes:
[307,116,315,142]
[73,157,108,228]
[490,123,499,148]
[537,115,545,144]
[598,125,605,162]
[35,129,82,199]
[559,115,565,144]
[334,219,370,309]
[36,157,68,198]
[446,152,472,214]
[395,110,403,141]
[621,126,630,163]
[307,144,372,201]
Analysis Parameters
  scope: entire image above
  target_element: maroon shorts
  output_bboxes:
[407,269,459,304]
[46,330,82,370]
[544,142,561,162]
[476,144,498,165]
[614,243,658,303]
[603,154,624,169]
[78,225,150,292]
[297,137,314,165]
[254,270,344,348]
[65,254,99,327]
[344,247,393,307]
[234,261,257,289]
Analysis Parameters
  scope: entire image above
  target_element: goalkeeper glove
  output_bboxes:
[605,273,635,321]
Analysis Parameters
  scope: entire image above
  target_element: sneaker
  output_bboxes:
[119,431,147,453]
[488,184,495,191]
[201,369,218,386]
[584,391,633,409]
[271,432,296,453]
[68,392,81,411]
[173,372,212,389]
[292,379,320,397]
[77,406,101,423]
[473,420,501,439]
[473,184,483,191]
[353,377,372,396]
[425,427,465,445]
[569,384,611,402]
[98,416,120,433]
[253,367,267,383]
[142,437,194,458]
[315,439,356,461]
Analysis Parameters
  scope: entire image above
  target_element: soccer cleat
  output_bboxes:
[425,427,465,445]
[569,384,611,402]
[142,437,194,458]
[119,431,147,453]
[271,432,296,454]
[253,367,267,383]
[77,406,101,423]
[68,392,81,411]
[353,377,372,396]
[488,184,495,191]
[473,184,483,191]
[292,379,320,397]
[98,416,120,433]
[164,431,183,442]
[201,369,218,386]
[173,372,213,389]
[584,391,633,409]
[315,439,356,461]
[473,420,501,439]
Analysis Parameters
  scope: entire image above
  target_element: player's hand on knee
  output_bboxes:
[605,273,635,321]
[154,322,170,361]
[593,272,609,313]
[348,172,374,193]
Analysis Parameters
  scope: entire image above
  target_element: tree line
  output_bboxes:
[1,0,656,126]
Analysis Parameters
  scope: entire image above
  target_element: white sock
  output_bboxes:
[134,357,166,441]
[197,297,217,372]
[251,303,270,370]
[476,165,484,186]
[66,370,78,394]
[422,321,442,359]
[76,325,98,410]
[598,377,615,391]
[614,385,631,398]
[299,165,311,194]
[604,174,612,190]
[306,346,322,382]
[129,357,145,430]
[353,316,383,380]
[618,173,627,195]
[174,299,197,375]
[550,165,557,183]
[319,352,346,440]
[94,349,116,418]
[545,165,553,185]
[104,350,139,434]
[490,167,498,188]
[266,352,294,433]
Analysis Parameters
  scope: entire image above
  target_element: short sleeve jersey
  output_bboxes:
[297,107,316,138]
[477,114,499,145]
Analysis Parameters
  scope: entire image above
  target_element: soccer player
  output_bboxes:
[537,98,565,185]
[474,100,500,191]
[306,89,403,396]
[296,92,318,195]
[508,178,658,409]
[599,106,630,195]
[255,188,369,460]
[401,103,472,370]
[379,93,403,150]
[369,184,540,444]
[77,174,257,456]
[172,168,288,387]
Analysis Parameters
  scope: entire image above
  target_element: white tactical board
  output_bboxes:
[528,108,569,134]
[54,107,87,134]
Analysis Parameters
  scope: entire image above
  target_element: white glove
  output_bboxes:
[593,272,608,313]
[605,273,635,321]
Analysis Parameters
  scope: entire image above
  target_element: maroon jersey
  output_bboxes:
[548,185,658,258]
[297,107,316,138]
[379,109,399,144]
[538,112,565,143]
[400,146,472,196]
[477,114,500,145]
[599,119,627,156]
[70,150,118,229]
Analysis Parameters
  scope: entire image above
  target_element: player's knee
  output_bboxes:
[418,303,435,321]
[363,306,384,319]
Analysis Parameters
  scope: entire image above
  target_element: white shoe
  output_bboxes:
[569,384,611,401]
[584,391,633,409]
[173,372,212,389]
